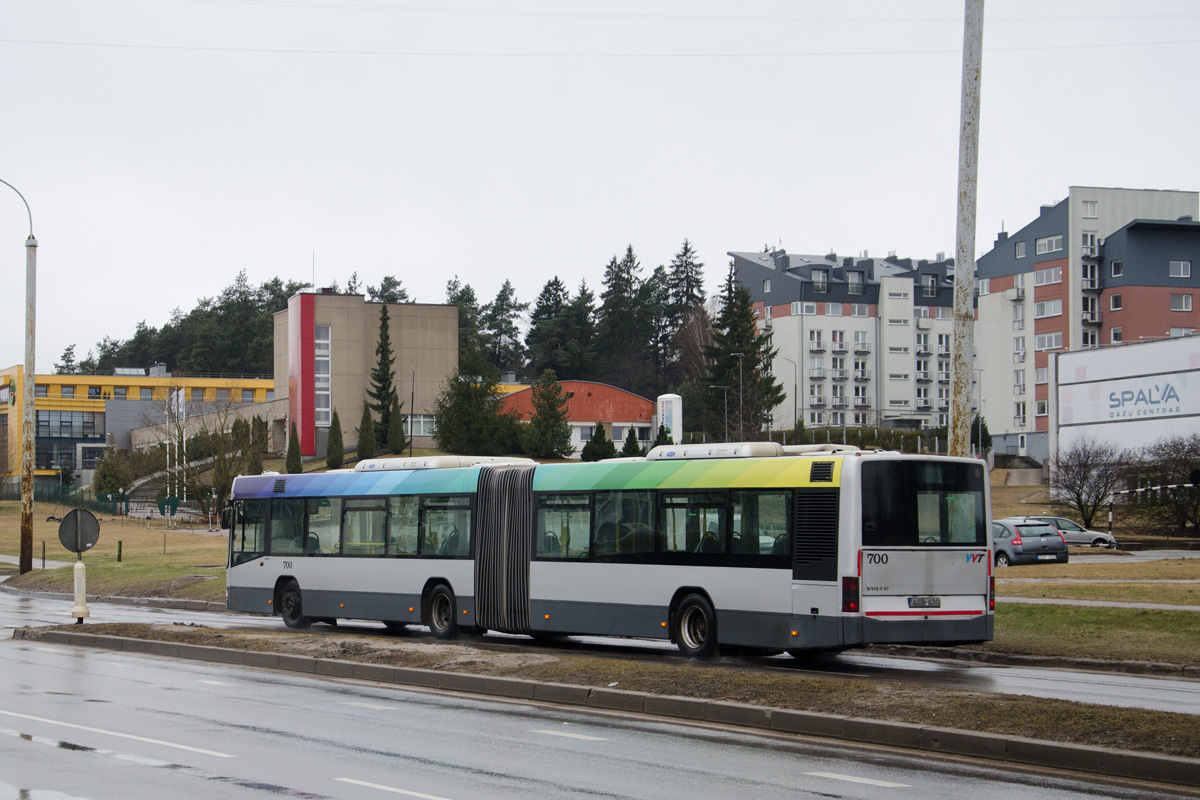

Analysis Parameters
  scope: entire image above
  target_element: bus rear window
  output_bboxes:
[862,461,986,547]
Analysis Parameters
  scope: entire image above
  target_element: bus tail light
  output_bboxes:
[842,576,860,613]
[989,576,995,611]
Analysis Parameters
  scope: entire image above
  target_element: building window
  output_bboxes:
[1171,294,1193,312]
[848,272,864,294]
[1082,231,1098,257]
[87,387,101,399]
[977,278,989,296]
[851,304,869,317]
[923,274,938,298]
[141,387,152,400]
[1110,294,1122,311]
[812,270,829,293]
[266,389,275,401]
[1015,241,1026,259]
[1035,367,1048,384]
[792,301,817,316]
[60,386,74,398]
[1036,235,1063,254]
[826,303,843,317]
[888,318,908,327]
[1034,266,1062,286]
[1082,329,1098,348]
[578,425,593,442]
[113,387,126,400]
[1111,327,1122,344]
[1014,402,1027,427]
[1034,299,1062,319]
[1170,327,1195,337]
[1035,332,1063,351]
[242,389,255,402]
[314,324,331,427]
[1014,370,1026,394]
[914,306,930,319]
[1036,400,1049,416]
[763,279,771,294]
[1170,260,1192,278]
[1111,260,1123,278]
[1082,200,1097,218]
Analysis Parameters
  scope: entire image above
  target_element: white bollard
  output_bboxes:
[71,560,89,622]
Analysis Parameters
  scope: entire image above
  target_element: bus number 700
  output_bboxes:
[865,553,888,565]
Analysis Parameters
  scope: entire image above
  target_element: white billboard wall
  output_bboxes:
[1052,335,1200,456]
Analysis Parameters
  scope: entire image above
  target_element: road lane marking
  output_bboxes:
[531,729,608,741]
[336,778,455,799]
[0,709,234,758]
[342,702,398,710]
[805,771,909,788]
[198,680,236,686]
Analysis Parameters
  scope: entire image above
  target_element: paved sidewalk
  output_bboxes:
[0,554,74,570]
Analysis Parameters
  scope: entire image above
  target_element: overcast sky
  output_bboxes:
[2,0,1197,372]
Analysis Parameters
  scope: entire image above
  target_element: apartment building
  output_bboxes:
[975,186,1199,461]
[731,249,958,433]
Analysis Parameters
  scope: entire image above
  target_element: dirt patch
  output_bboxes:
[30,622,1200,760]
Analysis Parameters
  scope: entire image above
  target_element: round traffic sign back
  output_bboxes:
[58,509,100,554]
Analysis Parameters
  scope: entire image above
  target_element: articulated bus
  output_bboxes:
[224,443,993,658]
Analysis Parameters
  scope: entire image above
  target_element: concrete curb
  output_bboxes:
[13,627,1199,789]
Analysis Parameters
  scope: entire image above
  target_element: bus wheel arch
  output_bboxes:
[276,578,312,630]
[670,588,718,659]
[423,580,458,640]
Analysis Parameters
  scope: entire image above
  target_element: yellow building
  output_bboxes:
[0,365,274,484]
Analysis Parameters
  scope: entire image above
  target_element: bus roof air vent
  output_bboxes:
[273,478,287,493]
[810,461,835,482]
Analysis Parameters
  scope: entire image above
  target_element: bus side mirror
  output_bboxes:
[221,508,232,530]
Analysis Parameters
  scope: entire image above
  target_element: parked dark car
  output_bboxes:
[1019,515,1118,549]
[992,518,1069,567]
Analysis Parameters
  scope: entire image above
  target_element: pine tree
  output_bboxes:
[358,402,376,460]
[705,263,785,441]
[367,275,411,303]
[387,395,407,455]
[286,422,302,474]
[446,275,488,362]
[667,238,706,313]
[481,279,529,375]
[367,304,398,449]
[596,245,653,395]
[621,426,644,457]
[653,424,673,447]
[326,409,344,469]
[55,344,80,375]
[525,277,571,378]
[524,369,573,459]
[581,422,617,462]
[431,350,522,455]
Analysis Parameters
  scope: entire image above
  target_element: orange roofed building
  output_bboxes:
[499,380,655,458]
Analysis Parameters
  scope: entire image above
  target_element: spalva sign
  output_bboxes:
[1108,381,1183,419]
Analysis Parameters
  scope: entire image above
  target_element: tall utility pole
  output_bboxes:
[731,353,744,441]
[950,0,985,457]
[1,178,36,574]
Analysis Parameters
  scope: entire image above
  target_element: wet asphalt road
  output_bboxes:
[2,634,1193,800]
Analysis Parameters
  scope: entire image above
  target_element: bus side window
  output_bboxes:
[231,499,267,565]
[307,498,342,555]
[732,491,791,560]
[388,496,419,556]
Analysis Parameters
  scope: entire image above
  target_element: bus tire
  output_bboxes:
[428,585,458,640]
[675,594,718,659]
[279,580,312,630]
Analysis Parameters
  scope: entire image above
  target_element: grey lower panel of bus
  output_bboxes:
[845,614,994,646]
[227,585,468,626]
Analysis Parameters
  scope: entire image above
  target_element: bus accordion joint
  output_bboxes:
[842,576,860,613]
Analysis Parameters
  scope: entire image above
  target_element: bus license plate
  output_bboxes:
[908,596,941,609]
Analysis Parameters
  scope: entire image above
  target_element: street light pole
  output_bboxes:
[731,353,744,441]
[408,364,416,457]
[2,178,36,575]
[709,385,730,442]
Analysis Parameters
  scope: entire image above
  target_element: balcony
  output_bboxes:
[916,344,932,356]
[1006,286,1025,301]
[854,369,871,381]
[1081,245,1099,259]
[938,345,951,357]
[812,280,829,293]
[831,397,848,408]
[854,396,871,408]
[1081,277,1103,292]
[938,399,950,410]
[1012,319,1025,331]
[809,368,826,381]
[830,369,848,381]
[848,282,865,295]
[1082,310,1103,326]
[808,341,826,353]
[854,342,872,354]
[1014,384,1026,396]
[1013,415,1027,428]
[916,317,932,329]
[831,342,848,354]
[938,372,950,383]
[916,399,933,410]
[810,395,827,407]
[916,371,932,383]
[1013,351,1026,363]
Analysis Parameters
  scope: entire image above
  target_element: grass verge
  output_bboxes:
[25,621,1200,759]
[999,582,1200,606]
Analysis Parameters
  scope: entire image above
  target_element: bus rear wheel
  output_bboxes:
[675,594,718,659]
[279,580,312,630]
[428,585,458,640]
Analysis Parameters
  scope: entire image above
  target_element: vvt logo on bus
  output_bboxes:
[965,554,985,563]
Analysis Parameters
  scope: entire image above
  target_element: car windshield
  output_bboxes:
[1018,524,1059,536]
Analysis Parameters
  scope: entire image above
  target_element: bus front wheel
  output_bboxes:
[675,594,718,659]
[279,580,312,630]
[428,585,458,640]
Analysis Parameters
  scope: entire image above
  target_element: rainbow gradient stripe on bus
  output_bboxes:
[232,468,481,499]
[531,457,842,493]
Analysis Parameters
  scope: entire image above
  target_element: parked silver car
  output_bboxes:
[992,518,1069,567]
[1019,515,1118,549]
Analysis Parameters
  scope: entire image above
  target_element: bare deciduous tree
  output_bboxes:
[1130,434,1200,537]
[1048,437,1125,529]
